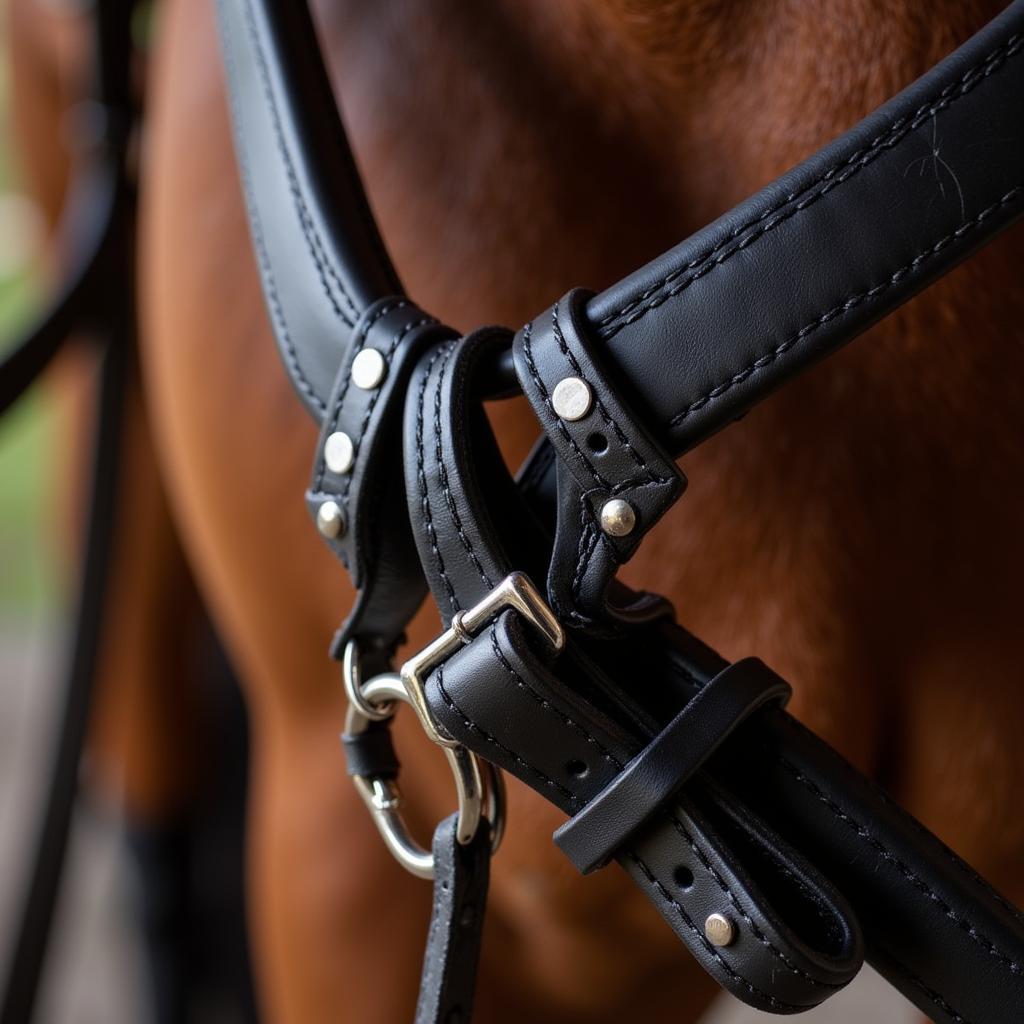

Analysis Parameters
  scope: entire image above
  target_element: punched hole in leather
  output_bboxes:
[511,289,686,627]
[553,657,792,874]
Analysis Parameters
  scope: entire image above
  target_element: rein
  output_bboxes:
[216,0,1024,1020]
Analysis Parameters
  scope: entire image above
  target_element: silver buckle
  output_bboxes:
[342,572,563,878]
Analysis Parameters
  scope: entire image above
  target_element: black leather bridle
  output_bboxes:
[1,1,1022,1022]
[216,1,1024,1020]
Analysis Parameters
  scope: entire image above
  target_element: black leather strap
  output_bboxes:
[553,658,791,874]
[424,611,1024,1023]
[585,0,1024,456]
[415,815,490,1024]
[513,289,686,628]
[305,299,456,660]
[403,340,864,1011]
[426,615,863,1012]
[216,0,403,423]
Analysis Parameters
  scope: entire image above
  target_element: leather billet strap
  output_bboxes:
[216,0,403,423]
[305,299,457,661]
[586,0,1024,455]
[415,815,491,1024]
[422,606,1024,1022]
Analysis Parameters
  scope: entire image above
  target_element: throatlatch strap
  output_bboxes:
[415,815,491,1024]
[553,658,791,874]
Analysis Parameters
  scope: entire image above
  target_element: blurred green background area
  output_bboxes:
[0,20,54,617]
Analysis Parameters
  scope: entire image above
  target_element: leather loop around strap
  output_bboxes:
[513,290,685,627]
[425,613,864,1011]
[415,814,490,1024]
[305,299,455,660]
[553,658,791,874]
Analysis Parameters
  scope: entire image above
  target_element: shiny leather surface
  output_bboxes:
[306,299,453,658]
[587,0,1024,456]
[513,289,686,628]
[216,0,402,422]
[214,0,1024,1018]
[403,335,864,1011]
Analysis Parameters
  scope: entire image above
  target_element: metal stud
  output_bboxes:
[599,498,636,537]
[551,376,593,422]
[704,913,735,947]
[351,348,387,390]
[316,500,346,539]
[324,431,355,474]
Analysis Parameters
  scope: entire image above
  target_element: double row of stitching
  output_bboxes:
[626,852,802,1013]
[669,185,1023,428]
[241,0,360,330]
[596,32,1023,338]
[666,658,1024,987]
[432,344,495,592]
[220,17,326,415]
[666,814,845,989]
[312,299,410,492]
[777,756,1024,977]
[482,630,818,999]
[415,343,460,614]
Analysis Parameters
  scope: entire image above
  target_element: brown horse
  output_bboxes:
[11,0,1024,1021]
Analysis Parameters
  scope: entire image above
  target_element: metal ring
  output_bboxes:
[342,640,393,722]
[345,674,505,879]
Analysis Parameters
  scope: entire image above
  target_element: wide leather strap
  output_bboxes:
[414,815,491,1024]
[424,611,1024,1023]
[216,0,403,422]
[586,0,1024,456]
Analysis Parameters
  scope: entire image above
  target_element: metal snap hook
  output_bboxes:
[343,668,504,879]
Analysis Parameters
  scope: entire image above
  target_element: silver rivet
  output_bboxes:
[599,498,636,537]
[551,376,593,422]
[351,348,387,389]
[316,500,346,539]
[324,431,354,474]
[705,913,735,947]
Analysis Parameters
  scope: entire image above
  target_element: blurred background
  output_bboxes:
[0,3,918,1022]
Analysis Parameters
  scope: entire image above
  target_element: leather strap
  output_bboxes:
[403,338,863,1012]
[513,289,686,628]
[585,0,1024,456]
[424,611,1024,1023]
[215,0,403,423]
[553,658,791,874]
[415,815,490,1024]
[305,299,455,660]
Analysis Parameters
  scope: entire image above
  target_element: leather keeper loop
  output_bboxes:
[553,657,791,874]
[341,719,400,779]
[512,289,686,627]
[305,298,456,654]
